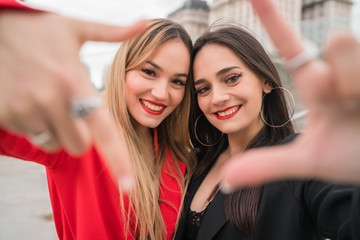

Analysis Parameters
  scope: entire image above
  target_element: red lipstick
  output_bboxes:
[214,105,241,120]
[140,99,166,115]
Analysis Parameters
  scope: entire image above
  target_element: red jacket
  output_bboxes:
[0,0,37,10]
[0,128,185,239]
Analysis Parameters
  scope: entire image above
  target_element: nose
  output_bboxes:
[151,79,169,101]
[211,85,230,106]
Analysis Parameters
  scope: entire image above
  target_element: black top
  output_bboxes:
[173,134,354,240]
[186,209,206,240]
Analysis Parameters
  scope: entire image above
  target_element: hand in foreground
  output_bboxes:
[221,0,360,191]
[0,10,147,188]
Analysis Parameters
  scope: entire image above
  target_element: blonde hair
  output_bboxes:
[105,19,196,240]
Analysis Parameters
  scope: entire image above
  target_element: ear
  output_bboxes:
[263,81,272,94]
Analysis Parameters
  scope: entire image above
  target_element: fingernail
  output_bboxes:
[119,175,134,192]
[220,181,235,194]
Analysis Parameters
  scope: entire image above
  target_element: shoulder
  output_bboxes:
[280,133,299,145]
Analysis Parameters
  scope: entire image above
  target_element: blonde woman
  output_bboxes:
[0,18,196,240]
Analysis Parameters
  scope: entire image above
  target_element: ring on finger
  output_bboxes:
[70,96,103,118]
[29,130,52,146]
[285,39,320,72]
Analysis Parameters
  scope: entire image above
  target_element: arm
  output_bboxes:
[221,0,360,188]
[0,128,64,168]
[0,3,147,187]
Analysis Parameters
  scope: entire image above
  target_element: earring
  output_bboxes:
[260,87,295,128]
[194,113,224,147]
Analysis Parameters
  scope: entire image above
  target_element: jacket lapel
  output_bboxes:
[174,168,228,240]
[159,147,186,240]
[174,172,203,240]
[197,191,227,240]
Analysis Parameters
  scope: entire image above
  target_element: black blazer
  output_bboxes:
[351,187,360,239]
[175,174,353,240]
[174,135,353,240]
[338,186,360,240]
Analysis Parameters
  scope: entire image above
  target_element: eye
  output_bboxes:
[141,68,157,77]
[172,79,186,86]
[225,73,242,84]
[195,86,210,95]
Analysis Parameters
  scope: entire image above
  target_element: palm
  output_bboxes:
[222,0,360,187]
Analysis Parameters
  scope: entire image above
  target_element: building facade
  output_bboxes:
[168,0,210,42]
[168,0,303,55]
[301,0,353,47]
[168,0,353,50]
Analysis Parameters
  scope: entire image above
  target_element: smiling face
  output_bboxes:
[125,39,190,130]
[193,44,270,137]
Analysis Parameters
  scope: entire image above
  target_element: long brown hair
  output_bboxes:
[105,19,196,240]
[189,25,295,234]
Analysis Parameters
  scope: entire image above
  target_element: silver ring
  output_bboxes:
[70,96,103,118]
[285,39,320,72]
[29,130,52,146]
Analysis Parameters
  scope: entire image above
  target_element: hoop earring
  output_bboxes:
[194,113,224,147]
[260,87,295,128]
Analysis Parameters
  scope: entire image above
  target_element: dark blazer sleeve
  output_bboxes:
[282,134,355,239]
[288,180,353,239]
[350,187,360,239]
[338,186,360,240]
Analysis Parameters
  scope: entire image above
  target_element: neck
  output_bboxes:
[227,120,264,158]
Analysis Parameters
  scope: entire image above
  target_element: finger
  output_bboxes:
[325,32,360,102]
[250,0,334,104]
[85,107,134,190]
[52,53,134,188]
[73,19,149,44]
[0,104,24,135]
[10,103,61,152]
[45,96,91,155]
[220,143,314,191]
[21,59,91,155]
[250,0,303,60]
[0,107,61,152]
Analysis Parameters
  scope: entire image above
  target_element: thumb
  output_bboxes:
[220,144,313,192]
[71,18,149,43]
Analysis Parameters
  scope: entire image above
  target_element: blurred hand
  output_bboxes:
[221,0,360,190]
[0,10,147,188]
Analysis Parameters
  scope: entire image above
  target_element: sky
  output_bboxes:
[24,0,359,88]
[26,0,212,24]
[24,0,214,88]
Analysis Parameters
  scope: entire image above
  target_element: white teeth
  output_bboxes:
[217,106,239,117]
[141,100,164,111]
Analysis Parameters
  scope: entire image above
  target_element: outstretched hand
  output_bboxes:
[221,0,360,190]
[0,10,147,188]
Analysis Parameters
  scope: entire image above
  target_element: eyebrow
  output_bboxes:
[147,61,188,78]
[175,73,188,78]
[147,61,162,71]
[194,66,240,85]
[216,66,240,76]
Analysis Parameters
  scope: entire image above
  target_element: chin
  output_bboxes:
[218,126,241,135]
[141,120,162,129]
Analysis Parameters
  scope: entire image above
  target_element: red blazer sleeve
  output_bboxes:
[0,128,63,168]
[0,0,40,11]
